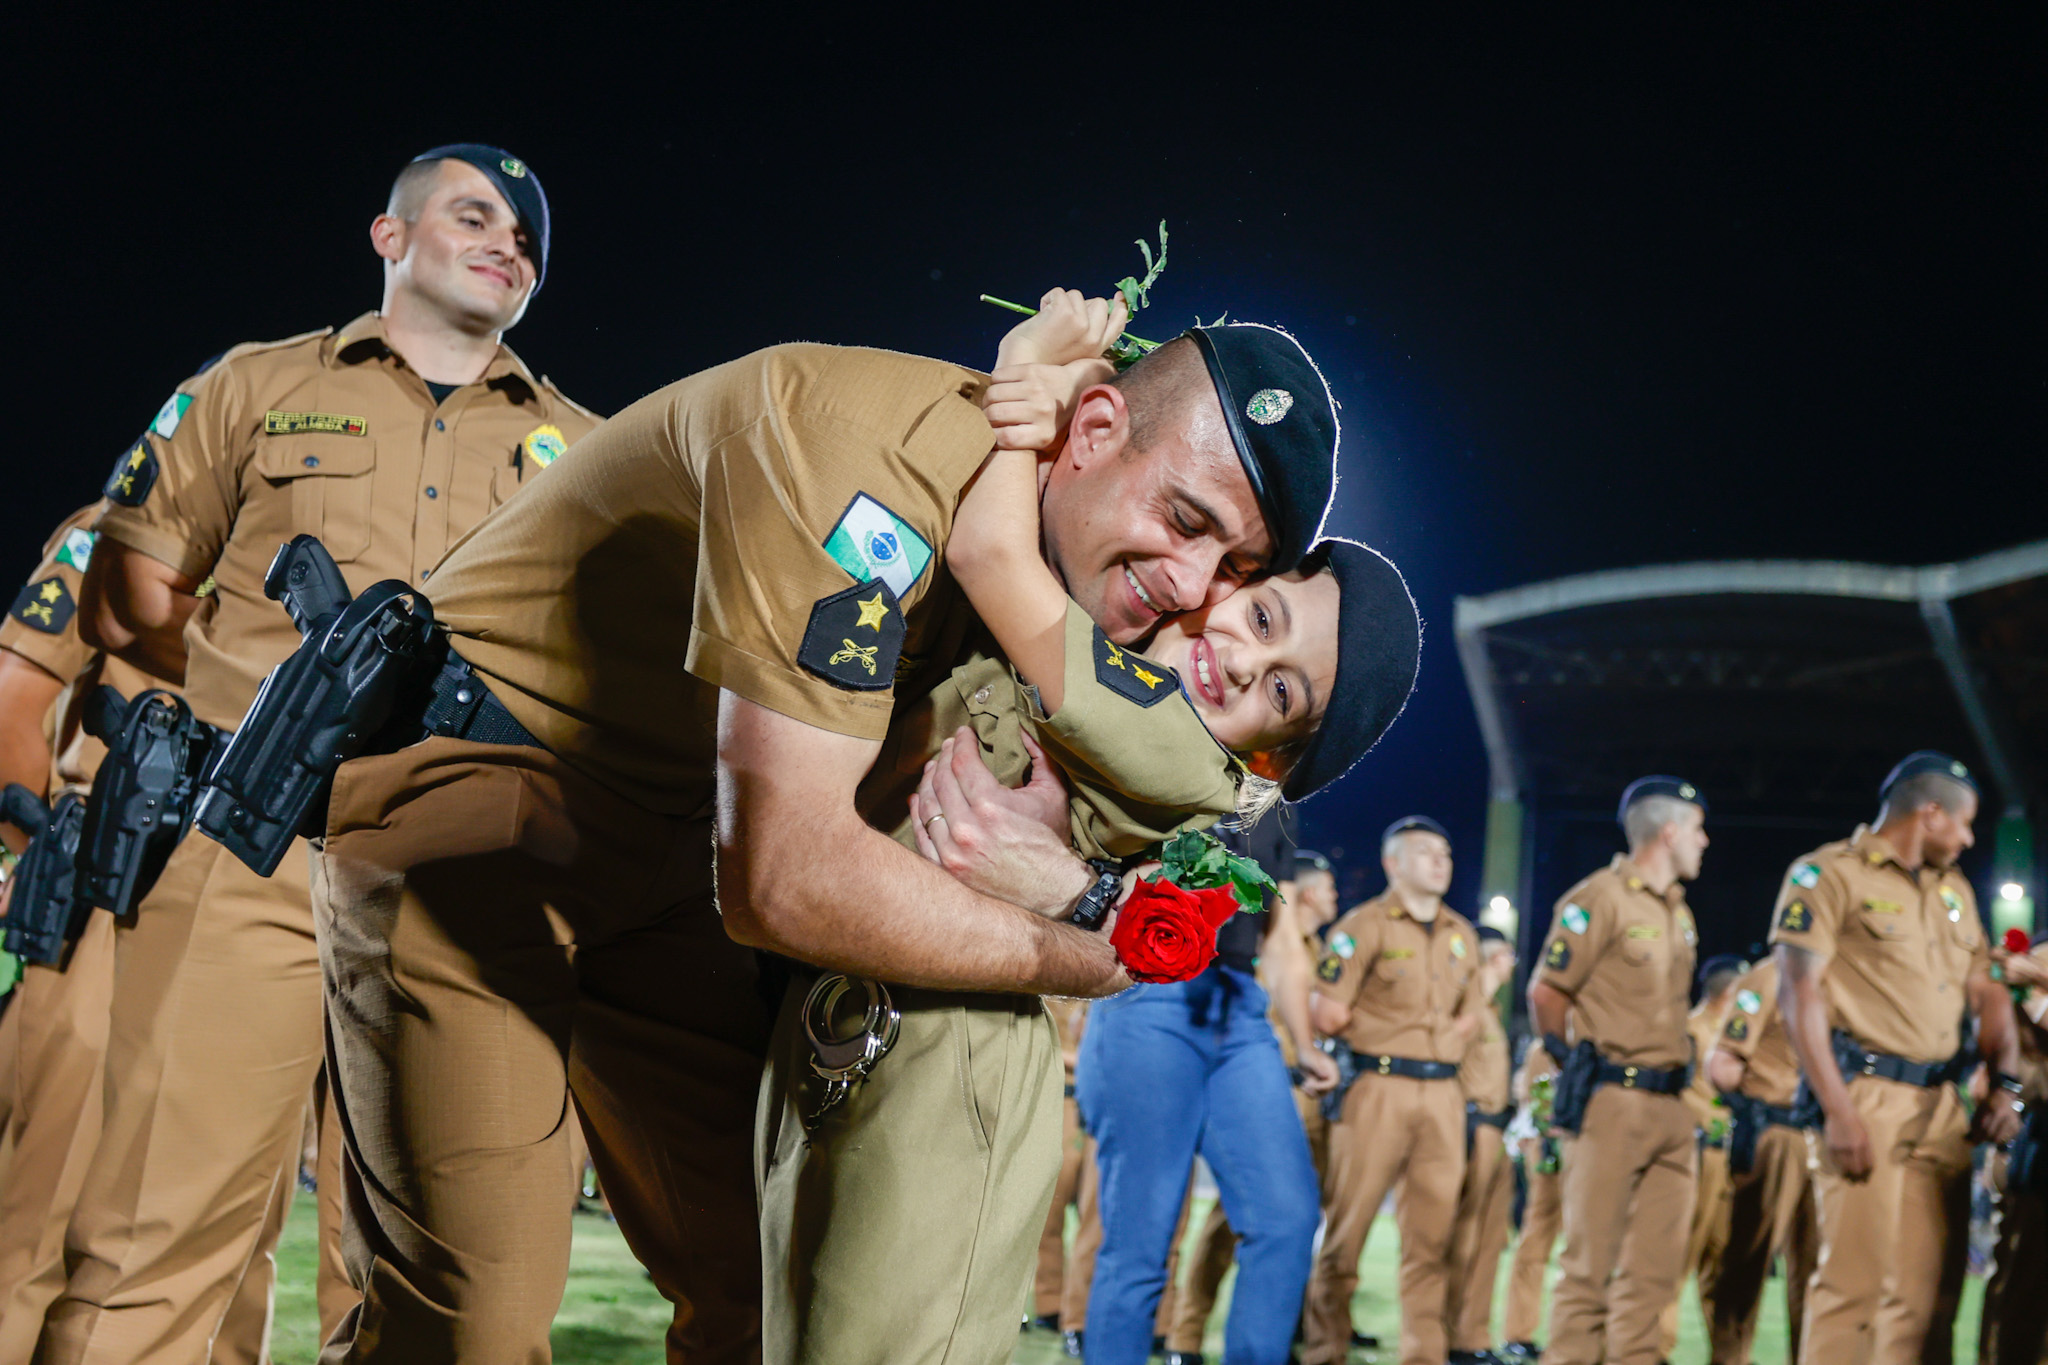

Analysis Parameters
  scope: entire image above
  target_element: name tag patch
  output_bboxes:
[1381,947,1415,961]
[9,577,75,634]
[1625,925,1662,941]
[1863,899,1902,914]
[798,580,904,692]
[105,438,159,507]
[266,410,367,437]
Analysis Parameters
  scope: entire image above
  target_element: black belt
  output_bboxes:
[1753,1099,1803,1130]
[1354,1054,1459,1081]
[1594,1058,1690,1095]
[403,646,543,750]
[1468,1104,1512,1129]
[1838,1036,1963,1089]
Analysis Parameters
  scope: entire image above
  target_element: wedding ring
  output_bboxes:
[925,812,947,831]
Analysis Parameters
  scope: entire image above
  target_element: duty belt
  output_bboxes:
[396,646,543,750]
[1835,1032,1965,1089]
[1752,1099,1803,1129]
[1354,1054,1460,1081]
[1593,1058,1689,1095]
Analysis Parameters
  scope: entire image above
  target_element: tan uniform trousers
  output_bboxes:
[1061,1141,1188,1337]
[1658,1140,1731,1357]
[313,736,770,1364]
[1444,1123,1516,1354]
[1034,1092,1088,1319]
[1981,1148,2048,1365]
[1503,1143,1563,1344]
[1303,1072,1466,1365]
[1711,1123,1817,1364]
[1804,1076,1973,1365]
[1167,1084,1324,1353]
[1547,1084,1697,1365]
[758,980,1063,1365]
[39,827,343,1364]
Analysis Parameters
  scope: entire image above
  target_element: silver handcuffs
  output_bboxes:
[801,973,902,1130]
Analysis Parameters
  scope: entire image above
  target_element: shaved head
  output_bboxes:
[386,159,449,223]
[1111,336,1227,459]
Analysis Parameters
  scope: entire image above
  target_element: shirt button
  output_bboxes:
[435,419,446,431]
[302,456,320,469]
[425,487,438,499]
[972,685,992,705]
[420,569,432,582]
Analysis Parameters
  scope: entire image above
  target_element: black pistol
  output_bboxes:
[0,784,93,966]
[193,537,437,876]
[76,686,220,917]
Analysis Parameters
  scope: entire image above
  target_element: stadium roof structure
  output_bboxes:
[1454,539,2048,949]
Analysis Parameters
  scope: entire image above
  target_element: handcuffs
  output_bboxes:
[801,973,902,1130]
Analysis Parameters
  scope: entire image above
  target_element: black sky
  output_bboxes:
[10,8,2043,910]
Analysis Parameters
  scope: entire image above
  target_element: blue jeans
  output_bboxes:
[1075,966,1321,1365]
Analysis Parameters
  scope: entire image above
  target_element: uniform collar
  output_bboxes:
[1609,853,1686,908]
[1847,825,1929,877]
[329,311,539,396]
[1372,889,1447,926]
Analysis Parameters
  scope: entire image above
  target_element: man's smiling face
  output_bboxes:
[378,159,536,335]
[1037,359,1274,645]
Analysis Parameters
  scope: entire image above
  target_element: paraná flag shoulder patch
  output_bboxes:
[56,529,95,573]
[105,438,159,507]
[1561,903,1589,934]
[1791,861,1821,889]
[798,580,904,692]
[1778,900,1812,933]
[1736,988,1762,1015]
[1329,932,1355,959]
[10,577,75,634]
[823,493,931,599]
[152,392,193,439]
[1093,626,1176,707]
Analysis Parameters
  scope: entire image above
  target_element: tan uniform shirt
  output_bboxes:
[1462,1007,1512,1113]
[1716,958,1800,1108]
[1314,893,1488,1064]
[1767,826,1986,1065]
[1535,856,1698,1069]
[94,313,599,732]
[1681,1003,1729,1131]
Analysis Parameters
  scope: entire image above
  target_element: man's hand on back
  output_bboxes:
[911,728,1092,919]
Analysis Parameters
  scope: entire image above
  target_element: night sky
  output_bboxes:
[12,10,2042,917]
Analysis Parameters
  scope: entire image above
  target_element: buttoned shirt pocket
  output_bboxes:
[254,437,376,562]
[1856,903,1914,948]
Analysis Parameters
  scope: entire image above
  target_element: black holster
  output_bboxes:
[1727,1093,1764,1175]
[1466,1102,1511,1160]
[0,785,92,967]
[1549,1039,1602,1135]
[75,687,220,917]
[193,536,436,876]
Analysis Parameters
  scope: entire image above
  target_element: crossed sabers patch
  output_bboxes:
[1093,625,1176,707]
[799,580,904,691]
[9,576,76,635]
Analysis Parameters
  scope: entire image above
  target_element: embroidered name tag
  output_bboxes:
[1625,925,1662,940]
[1863,899,1902,914]
[266,410,367,437]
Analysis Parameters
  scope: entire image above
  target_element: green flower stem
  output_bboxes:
[976,295,1162,354]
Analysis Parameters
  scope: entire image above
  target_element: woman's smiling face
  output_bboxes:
[1146,567,1341,756]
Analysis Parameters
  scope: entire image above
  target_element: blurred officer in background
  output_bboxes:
[1499,1039,1564,1365]
[1443,924,1519,1365]
[1980,937,2048,1364]
[1657,953,1745,1357]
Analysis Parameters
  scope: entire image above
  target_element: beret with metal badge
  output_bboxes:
[410,143,552,294]
[1879,750,1977,802]
[1185,323,1339,575]
[1616,775,1706,828]
[1282,537,1420,801]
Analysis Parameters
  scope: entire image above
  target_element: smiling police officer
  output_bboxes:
[39,144,598,1365]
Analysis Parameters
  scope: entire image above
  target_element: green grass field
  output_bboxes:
[270,1190,1984,1363]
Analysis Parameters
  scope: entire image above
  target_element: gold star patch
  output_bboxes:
[1091,625,1178,708]
[9,577,75,634]
[1131,665,1163,689]
[853,591,890,632]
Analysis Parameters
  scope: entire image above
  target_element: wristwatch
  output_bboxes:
[1069,859,1123,932]
[1993,1070,2027,1100]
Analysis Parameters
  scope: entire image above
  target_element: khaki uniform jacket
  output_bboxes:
[1716,958,1801,1108]
[95,313,599,732]
[1314,893,1488,1064]
[1767,826,1986,1065]
[1681,1003,1730,1132]
[1535,856,1698,1069]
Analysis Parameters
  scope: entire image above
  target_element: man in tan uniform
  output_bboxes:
[42,145,597,1364]
[1499,1043,1563,1364]
[1443,924,1518,1365]
[1658,953,1744,1357]
[1528,776,1705,1365]
[1034,995,1090,1332]
[1705,953,1818,1364]
[307,315,1344,1364]
[1978,940,2048,1365]
[1304,815,1489,1365]
[1774,751,2022,1365]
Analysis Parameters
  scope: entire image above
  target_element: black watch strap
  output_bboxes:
[1070,860,1123,932]
[1994,1070,2027,1097]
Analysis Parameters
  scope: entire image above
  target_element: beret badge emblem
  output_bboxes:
[1245,388,1293,425]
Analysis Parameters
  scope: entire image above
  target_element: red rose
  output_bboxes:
[2006,928,2031,955]
[1109,878,1243,984]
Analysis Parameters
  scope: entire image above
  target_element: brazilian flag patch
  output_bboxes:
[1545,939,1571,970]
[1093,626,1176,707]
[1778,899,1812,933]
[9,577,75,634]
[797,580,903,691]
[105,437,159,507]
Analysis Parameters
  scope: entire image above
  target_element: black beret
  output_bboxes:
[1382,815,1450,848]
[1292,848,1333,873]
[1616,775,1706,828]
[1476,924,1509,944]
[1283,538,1421,801]
[1697,954,1748,988]
[411,144,552,294]
[1879,750,1977,803]
[1185,324,1338,575]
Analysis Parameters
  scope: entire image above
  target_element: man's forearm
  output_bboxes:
[1776,944,1853,1117]
[1974,973,2024,1079]
[1529,980,1572,1043]
[1261,893,1318,1057]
